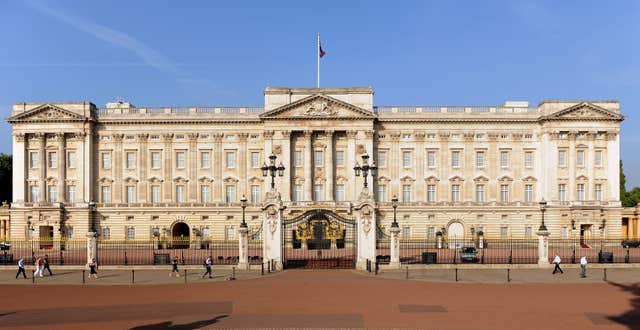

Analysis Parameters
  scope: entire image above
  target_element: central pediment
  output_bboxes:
[543,102,624,121]
[259,94,376,120]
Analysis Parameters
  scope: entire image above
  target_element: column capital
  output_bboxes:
[364,130,374,138]
[238,133,250,141]
[324,130,335,136]
[187,132,199,142]
[162,133,174,142]
[212,132,224,142]
[346,130,358,138]
[13,132,26,142]
[263,130,275,139]
[280,130,292,139]
[414,131,425,141]
[112,133,124,142]
[137,133,149,142]
[34,132,46,141]
[303,130,314,138]
[389,131,401,141]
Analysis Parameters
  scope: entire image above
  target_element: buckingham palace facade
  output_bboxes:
[7,86,627,242]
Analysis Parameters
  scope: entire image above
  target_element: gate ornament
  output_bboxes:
[325,222,343,240]
[360,206,373,237]
[266,206,278,234]
[295,222,314,241]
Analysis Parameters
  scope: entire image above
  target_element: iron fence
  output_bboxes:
[0,239,86,265]
[96,239,241,265]
[548,238,640,264]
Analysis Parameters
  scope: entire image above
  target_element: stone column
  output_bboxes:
[138,134,148,202]
[213,133,224,202]
[390,132,401,198]
[57,133,66,203]
[86,231,97,266]
[12,133,26,204]
[568,132,576,201]
[279,131,292,201]
[537,229,550,266]
[303,130,313,201]
[37,133,46,203]
[263,131,274,197]
[415,132,425,201]
[188,133,198,201]
[237,225,249,270]
[389,225,401,269]
[113,134,124,203]
[325,130,334,201]
[162,134,173,202]
[355,202,376,270]
[262,197,284,270]
[346,130,358,201]
[238,133,249,199]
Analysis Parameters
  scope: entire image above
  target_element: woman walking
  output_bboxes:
[88,258,98,279]
[169,257,180,277]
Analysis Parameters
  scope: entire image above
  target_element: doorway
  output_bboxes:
[39,225,53,249]
[171,222,190,249]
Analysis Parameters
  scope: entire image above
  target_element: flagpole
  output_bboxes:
[317,32,320,88]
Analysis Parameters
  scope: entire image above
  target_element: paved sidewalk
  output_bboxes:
[374,266,640,283]
[0,268,266,285]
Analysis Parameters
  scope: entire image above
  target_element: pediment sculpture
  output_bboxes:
[304,100,337,116]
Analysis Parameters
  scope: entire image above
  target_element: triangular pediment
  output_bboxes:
[545,102,624,121]
[259,94,376,120]
[7,104,87,123]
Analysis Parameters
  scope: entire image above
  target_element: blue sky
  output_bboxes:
[1,1,639,187]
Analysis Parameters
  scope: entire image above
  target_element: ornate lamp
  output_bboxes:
[261,154,285,190]
[538,199,548,232]
[240,194,248,228]
[353,152,378,188]
[391,195,399,228]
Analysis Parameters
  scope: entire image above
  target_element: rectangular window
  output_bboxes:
[577,150,585,167]
[124,152,135,169]
[427,151,436,168]
[48,186,57,202]
[500,151,509,168]
[402,151,411,168]
[451,184,461,202]
[225,152,236,168]
[48,152,57,168]
[201,151,211,168]
[30,186,38,202]
[402,226,411,237]
[126,186,135,203]
[127,227,135,240]
[475,184,485,203]
[293,151,302,167]
[377,151,387,168]
[101,186,111,203]
[313,184,324,201]
[67,185,75,203]
[428,226,436,238]
[525,226,533,239]
[176,185,185,203]
[29,152,38,168]
[151,185,160,203]
[251,185,260,203]
[558,150,567,167]
[176,151,185,168]
[226,227,235,240]
[476,151,485,168]
[577,183,585,201]
[524,184,533,203]
[402,184,411,202]
[335,184,345,201]
[67,151,76,168]
[294,184,303,201]
[558,184,567,202]
[500,226,508,239]
[595,184,603,201]
[377,185,387,202]
[201,185,211,203]
[314,150,323,167]
[250,152,260,168]
[101,227,110,239]
[524,151,534,168]
[335,151,344,166]
[101,153,111,169]
[427,184,436,202]
[151,151,161,169]
[225,185,235,203]
[451,151,460,168]
[500,184,510,202]
[594,150,603,166]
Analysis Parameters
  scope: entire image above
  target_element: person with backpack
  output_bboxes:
[169,257,180,277]
[88,258,98,279]
[201,256,212,279]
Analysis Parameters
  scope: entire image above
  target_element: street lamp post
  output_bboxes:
[353,152,378,189]
[88,201,97,233]
[538,199,548,232]
[391,195,399,228]
[261,154,285,190]
[600,208,606,237]
[240,195,248,228]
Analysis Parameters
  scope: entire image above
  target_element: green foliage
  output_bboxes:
[620,160,640,207]
[0,153,11,204]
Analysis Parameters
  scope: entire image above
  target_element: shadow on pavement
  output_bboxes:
[129,315,227,330]
[607,281,640,328]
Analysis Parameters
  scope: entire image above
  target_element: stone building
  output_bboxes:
[7,87,625,243]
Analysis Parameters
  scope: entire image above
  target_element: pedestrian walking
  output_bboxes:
[202,256,212,278]
[580,256,588,278]
[43,254,53,276]
[33,256,44,277]
[88,258,98,279]
[552,255,564,274]
[15,258,27,279]
[169,257,180,277]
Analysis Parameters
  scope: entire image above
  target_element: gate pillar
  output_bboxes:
[262,191,284,270]
[237,226,249,270]
[354,201,376,270]
[389,226,401,268]
[86,231,97,266]
[537,229,550,266]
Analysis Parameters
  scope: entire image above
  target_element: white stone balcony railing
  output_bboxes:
[94,202,261,208]
[96,106,265,116]
[373,106,539,114]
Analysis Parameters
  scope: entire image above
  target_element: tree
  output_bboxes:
[0,154,11,204]
[620,160,639,207]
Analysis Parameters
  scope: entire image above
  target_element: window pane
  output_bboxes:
[226,185,235,203]
[30,152,38,168]
[377,185,387,202]
[294,151,302,167]
[451,151,460,168]
[402,184,411,202]
[126,152,136,169]
[377,151,387,167]
[558,150,566,166]
[335,151,344,166]
[313,184,323,201]
[151,152,161,168]
[201,152,211,168]
[476,152,485,168]
[251,185,260,203]
[251,152,260,168]
[226,152,235,168]
[201,185,210,203]
[68,152,76,168]
[427,184,436,202]
[48,152,57,168]
[335,184,345,201]
[314,151,323,167]
[151,185,160,203]
[427,151,436,168]
[176,152,185,168]
[403,151,411,167]
[500,151,509,168]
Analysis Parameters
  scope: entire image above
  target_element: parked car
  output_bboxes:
[460,246,478,262]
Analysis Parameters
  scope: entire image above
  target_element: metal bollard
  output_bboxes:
[83,270,85,284]
[261,262,264,276]
[507,268,511,282]
[405,266,409,279]
[184,269,187,284]
[455,268,458,282]
[603,268,607,282]
[132,269,135,284]
[32,271,35,284]
[268,260,271,273]
[375,261,379,275]
[232,267,236,279]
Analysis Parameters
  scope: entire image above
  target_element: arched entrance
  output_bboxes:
[282,209,357,269]
[448,222,464,249]
[171,222,190,249]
